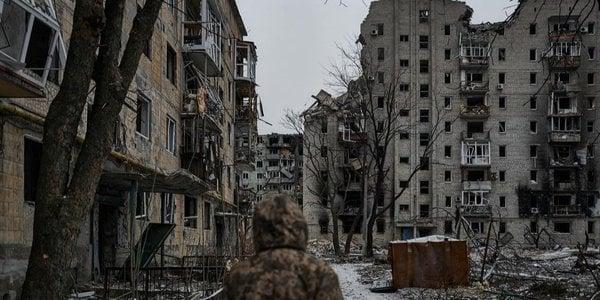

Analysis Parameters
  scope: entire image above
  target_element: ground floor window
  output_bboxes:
[554,222,571,233]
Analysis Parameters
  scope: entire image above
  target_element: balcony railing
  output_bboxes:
[461,205,493,217]
[459,57,489,69]
[552,204,582,216]
[551,82,582,94]
[459,82,489,94]
[549,131,581,143]
[462,181,492,191]
[338,131,368,143]
[460,105,490,119]
[461,131,490,141]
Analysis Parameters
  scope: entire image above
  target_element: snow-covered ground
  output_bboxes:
[331,263,396,300]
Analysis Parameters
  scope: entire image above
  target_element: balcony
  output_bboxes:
[548,95,581,117]
[460,105,490,119]
[0,0,63,97]
[551,82,582,94]
[338,131,368,144]
[461,131,490,142]
[459,57,489,69]
[235,41,257,97]
[460,82,489,95]
[461,191,492,217]
[236,98,258,123]
[461,142,491,167]
[551,204,583,217]
[546,41,581,69]
[462,181,492,191]
[553,182,577,191]
[183,0,222,76]
[461,205,492,217]
[549,131,581,143]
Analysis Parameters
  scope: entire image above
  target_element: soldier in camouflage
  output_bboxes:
[224,195,343,300]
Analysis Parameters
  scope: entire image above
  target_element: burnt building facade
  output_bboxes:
[0,0,258,297]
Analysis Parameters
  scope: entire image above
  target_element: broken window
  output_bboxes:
[166,116,177,153]
[530,221,538,233]
[466,96,485,107]
[419,109,429,123]
[166,43,177,85]
[499,222,507,234]
[462,191,488,206]
[444,170,452,182]
[589,73,595,85]
[203,202,211,230]
[530,96,537,109]
[0,0,63,85]
[530,121,537,133]
[499,196,506,207]
[588,22,595,34]
[399,59,409,67]
[377,96,384,108]
[377,47,385,61]
[419,205,430,218]
[399,84,409,91]
[589,221,595,234]
[377,72,385,84]
[419,84,429,98]
[444,73,451,84]
[444,25,451,35]
[588,121,595,132]
[399,109,409,117]
[499,73,506,84]
[467,122,484,134]
[444,145,452,158]
[319,217,329,234]
[136,192,149,218]
[419,133,429,147]
[420,181,429,195]
[499,145,506,157]
[499,121,506,133]
[399,181,409,188]
[530,170,538,183]
[445,196,452,207]
[419,10,429,23]
[399,156,409,164]
[399,35,409,42]
[471,222,484,234]
[161,193,175,224]
[24,138,42,203]
[445,49,451,60]
[320,146,328,158]
[444,221,453,234]
[528,49,537,61]
[444,97,452,109]
[420,60,429,73]
[499,170,506,182]
[444,121,452,133]
[136,93,151,138]
[530,23,537,35]
[499,96,506,109]
[376,23,384,35]
[419,35,429,49]
[589,47,596,60]
[184,196,198,228]
[554,222,571,233]
[321,119,328,133]
[376,219,385,233]
[466,73,483,83]
[420,156,429,170]
[530,72,537,84]
[498,48,506,61]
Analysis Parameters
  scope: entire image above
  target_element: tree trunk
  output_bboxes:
[344,214,362,255]
[21,0,163,297]
[365,166,385,258]
[331,209,341,256]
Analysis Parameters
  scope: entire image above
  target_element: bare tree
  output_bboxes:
[21,0,163,298]
[326,40,456,257]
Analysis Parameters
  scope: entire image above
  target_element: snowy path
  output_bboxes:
[331,264,396,300]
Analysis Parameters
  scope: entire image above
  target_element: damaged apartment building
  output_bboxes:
[241,133,303,207]
[0,0,259,297]
[304,0,600,248]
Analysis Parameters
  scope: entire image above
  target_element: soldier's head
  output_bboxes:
[253,195,308,252]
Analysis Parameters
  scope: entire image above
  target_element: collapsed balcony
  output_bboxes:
[549,146,587,168]
[460,96,490,119]
[181,118,222,191]
[0,0,64,97]
[183,0,223,76]
[338,121,368,143]
[462,169,492,191]
[551,169,577,191]
[235,96,258,123]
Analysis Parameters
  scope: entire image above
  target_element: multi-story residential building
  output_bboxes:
[241,133,303,206]
[0,0,258,296]
[304,0,600,248]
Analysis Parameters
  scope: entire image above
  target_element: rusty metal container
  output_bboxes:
[389,238,469,289]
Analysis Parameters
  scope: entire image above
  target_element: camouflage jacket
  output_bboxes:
[224,196,343,300]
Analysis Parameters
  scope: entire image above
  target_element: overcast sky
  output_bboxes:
[236,0,519,134]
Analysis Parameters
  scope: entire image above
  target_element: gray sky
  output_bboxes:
[237,0,519,134]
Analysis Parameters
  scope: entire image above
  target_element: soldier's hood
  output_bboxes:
[253,195,308,252]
